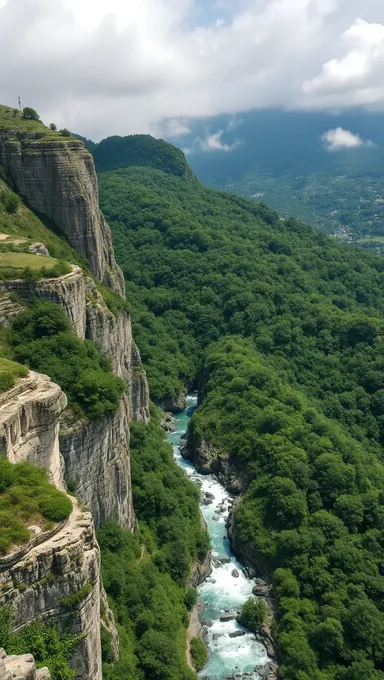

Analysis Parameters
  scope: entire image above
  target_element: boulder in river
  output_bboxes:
[253,584,269,596]
[220,611,238,622]
[231,569,240,578]
[229,630,247,638]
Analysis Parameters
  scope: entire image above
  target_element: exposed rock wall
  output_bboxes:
[0,502,103,680]
[0,133,124,294]
[0,269,150,528]
[60,396,134,529]
[0,371,67,489]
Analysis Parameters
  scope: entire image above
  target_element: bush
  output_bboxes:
[190,637,208,672]
[22,107,39,121]
[238,598,266,633]
[0,458,72,554]
[49,123,57,131]
[11,302,125,419]
[0,610,82,680]
[2,192,20,214]
[38,492,73,522]
[0,359,28,393]
[60,128,71,137]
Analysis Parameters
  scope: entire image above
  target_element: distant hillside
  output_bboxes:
[93,133,194,180]
[166,108,384,244]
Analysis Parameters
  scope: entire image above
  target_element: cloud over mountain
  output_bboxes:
[0,0,383,139]
[322,127,373,151]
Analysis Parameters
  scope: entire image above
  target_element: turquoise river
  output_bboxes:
[168,394,269,680]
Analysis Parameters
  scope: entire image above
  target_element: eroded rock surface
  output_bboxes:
[0,371,67,488]
[0,502,104,680]
[0,134,124,294]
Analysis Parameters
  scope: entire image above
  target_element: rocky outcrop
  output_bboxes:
[0,268,150,528]
[60,395,134,529]
[0,269,150,424]
[182,435,248,495]
[189,515,212,587]
[85,279,149,422]
[0,267,87,338]
[0,649,50,680]
[157,386,187,414]
[0,371,67,489]
[0,501,106,680]
[0,132,124,294]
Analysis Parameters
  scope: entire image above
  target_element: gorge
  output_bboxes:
[1,105,384,680]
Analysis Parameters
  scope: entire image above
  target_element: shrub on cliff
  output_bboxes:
[0,458,72,554]
[10,302,125,419]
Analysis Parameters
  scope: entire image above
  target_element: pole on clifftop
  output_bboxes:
[18,96,21,111]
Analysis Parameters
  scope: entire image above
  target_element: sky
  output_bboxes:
[0,0,384,140]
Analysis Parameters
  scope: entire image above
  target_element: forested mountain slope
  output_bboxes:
[97,135,384,679]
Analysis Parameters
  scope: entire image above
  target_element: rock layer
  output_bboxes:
[0,502,104,680]
[60,395,134,529]
[0,371,67,489]
[0,133,124,294]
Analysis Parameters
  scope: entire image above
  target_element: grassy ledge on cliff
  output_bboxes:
[0,457,72,555]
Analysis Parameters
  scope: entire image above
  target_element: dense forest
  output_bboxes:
[96,134,384,679]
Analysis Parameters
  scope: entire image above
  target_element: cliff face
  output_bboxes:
[0,115,151,679]
[0,501,104,680]
[0,133,124,295]
[60,395,134,529]
[0,270,149,529]
[0,370,67,489]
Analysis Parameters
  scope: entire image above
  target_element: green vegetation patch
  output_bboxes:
[9,302,125,419]
[98,405,209,680]
[191,336,384,680]
[0,457,72,555]
[0,357,28,392]
[190,637,208,672]
[0,251,72,281]
[0,104,77,144]
[238,598,267,633]
[0,607,82,680]
[0,180,87,267]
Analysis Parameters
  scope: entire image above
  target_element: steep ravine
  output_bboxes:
[170,396,277,680]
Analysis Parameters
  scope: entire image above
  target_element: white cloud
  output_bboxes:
[0,0,384,139]
[322,127,373,151]
[226,117,243,132]
[303,18,384,107]
[199,130,241,152]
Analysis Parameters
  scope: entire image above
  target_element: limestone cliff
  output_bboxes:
[0,132,124,294]
[0,270,149,528]
[0,501,104,680]
[0,370,67,489]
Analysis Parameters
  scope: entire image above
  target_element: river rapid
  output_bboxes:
[167,394,269,680]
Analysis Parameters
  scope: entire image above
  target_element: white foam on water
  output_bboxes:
[168,395,270,680]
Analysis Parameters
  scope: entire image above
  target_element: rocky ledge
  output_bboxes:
[0,649,50,680]
[0,499,116,680]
